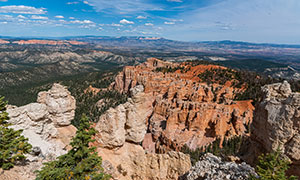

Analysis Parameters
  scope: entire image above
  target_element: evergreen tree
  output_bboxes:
[0,96,32,170]
[250,148,298,180]
[35,114,110,180]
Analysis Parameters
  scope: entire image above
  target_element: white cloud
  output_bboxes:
[31,15,48,20]
[83,1,89,4]
[164,21,175,25]
[55,15,64,19]
[17,15,26,19]
[0,5,46,14]
[111,23,123,27]
[137,15,147,19]
[69,17,75,19]
[70,19,94,24]
[0,0,8,2]
[120,19,134,24]
[67,2,79,5]
[84,0,162,14]
[145,23,154,26]
[167,0,183,2]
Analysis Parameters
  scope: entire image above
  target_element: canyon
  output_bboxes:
[1,58,300,179]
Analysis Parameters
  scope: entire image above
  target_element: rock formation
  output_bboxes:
[3,83,77,180]
[97,142,191,180]
[111,58,254,151]
[250,81,300,177]
[180,153,256,180]
[95,85,191,179]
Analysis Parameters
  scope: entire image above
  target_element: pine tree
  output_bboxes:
[250,148,298,180]
[35,114,111,180]
[0,96,32,170]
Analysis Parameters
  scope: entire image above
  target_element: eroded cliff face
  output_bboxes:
[2,83,77,180]
[111,58,254,152]
[250,81,300,177]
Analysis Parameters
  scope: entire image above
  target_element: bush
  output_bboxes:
[0,96,32,170]
[35,114,111,180]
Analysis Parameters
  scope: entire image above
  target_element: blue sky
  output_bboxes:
[0,0,300,44]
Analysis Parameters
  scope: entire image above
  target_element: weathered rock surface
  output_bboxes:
[111,58,254,151]
[180,153,256,180]
[97,142,191,180]
[4,83,77,180]
[251,81,300,177]
[95,85,191,179]
[95,85,154,148]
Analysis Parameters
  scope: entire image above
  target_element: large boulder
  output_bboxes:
[251,81,300,176]
[181,153,256,180]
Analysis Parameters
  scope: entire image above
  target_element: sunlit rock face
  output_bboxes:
[251,81,300,177]
[111,58,254,152]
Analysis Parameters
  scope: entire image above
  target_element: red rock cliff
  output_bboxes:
[111,58,254,152]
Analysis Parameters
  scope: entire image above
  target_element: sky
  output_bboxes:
[0,0,300,44]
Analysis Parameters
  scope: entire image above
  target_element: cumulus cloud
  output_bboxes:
[0,5,46,14]
[67,2,79,5]
[137,15,147,19]
[0,0,8,2]
[70,19,94,24]
[69,17,75,19]
[111,23,123,27]
[120,19,134,24]
[164,21,175,25]
[84,0,162,14]
[145,23,154,26]
[17,15,27,19]
[55,15,64,19]
[31,15,48,20]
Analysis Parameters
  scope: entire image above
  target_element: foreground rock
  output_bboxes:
[181,153,256,180]
[97,142,191,180]
[3,83,77,180]
[250,81,300,177]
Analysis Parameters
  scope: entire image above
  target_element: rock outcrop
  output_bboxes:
[251,81,300,177]
[95,85,191,179]
[180,153,256,180]
[4,83,77,180]
[97,142,191,180]
[95,85,154,148]
[111,58,254,151]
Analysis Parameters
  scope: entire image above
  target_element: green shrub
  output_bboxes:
[0,96,32,170]
[250,149,298,180]
[35,114,111,180]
